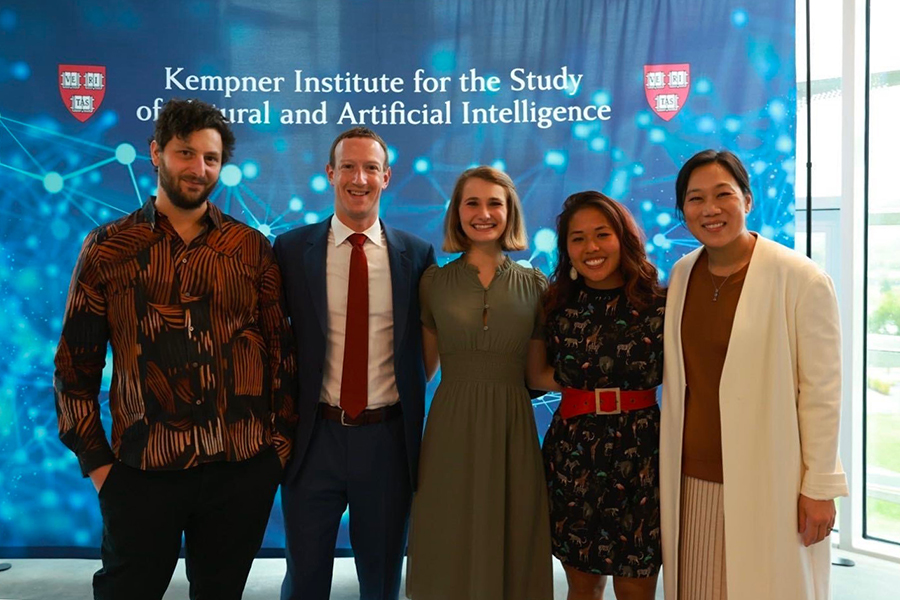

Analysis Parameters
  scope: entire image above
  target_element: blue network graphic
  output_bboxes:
[0,0,796,553]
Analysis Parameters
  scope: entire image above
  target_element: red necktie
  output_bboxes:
[340,233,368,418]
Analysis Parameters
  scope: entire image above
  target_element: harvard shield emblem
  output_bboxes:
[58,64,106,123]
[643,64,690,121]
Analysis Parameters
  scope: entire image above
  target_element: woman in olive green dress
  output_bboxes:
[405,166,553,600]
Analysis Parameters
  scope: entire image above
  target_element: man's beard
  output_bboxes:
[158,161,216,210]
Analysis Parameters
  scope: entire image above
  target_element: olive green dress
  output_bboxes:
[406,257,553,600]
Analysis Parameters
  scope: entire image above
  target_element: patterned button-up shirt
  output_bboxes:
[54,198,297,475]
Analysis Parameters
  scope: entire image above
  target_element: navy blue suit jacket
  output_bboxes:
[273,218,435,490]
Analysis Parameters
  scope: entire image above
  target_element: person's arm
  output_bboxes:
[53,230,115,490]
[526,338,559,392]
[259,240,298,467]
[794,268,847,546]
[419,262,439,381]
[423,325,440,382]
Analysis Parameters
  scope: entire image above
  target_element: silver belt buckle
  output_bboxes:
[594,388,621,415]
[340,409,361,427]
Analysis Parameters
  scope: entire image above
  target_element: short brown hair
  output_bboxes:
[443,166,528,253]
[328,126,389,168]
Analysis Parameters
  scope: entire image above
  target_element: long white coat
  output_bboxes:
[660,236,849,600]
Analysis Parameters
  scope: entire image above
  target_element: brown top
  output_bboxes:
[680,251,749,483]
[54,198,297,475]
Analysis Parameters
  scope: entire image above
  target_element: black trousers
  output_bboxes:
[93,447,283,600]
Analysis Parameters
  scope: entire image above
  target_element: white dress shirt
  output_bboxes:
[320,215,399,409]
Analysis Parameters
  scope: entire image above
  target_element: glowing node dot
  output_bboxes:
[304,212,320,224]
[534,228,557,253]
[592,90,611,106]
[658,269,667,281]
[387,146,398,165]
[491,160,506,172]
[751,160,767,175]
[653,233,667,246]
[43,172,64,194]
[649,128,666,143]
[775,135,793,153]
[656,213,672,227]
[724,118,742,133]
[11,61,30,80]
[257,224,272,237]
[115,143,136,165]
[732,9,749,27]
[413,158,430,173]
[590,137,608,152]
[697,116,716,133]
[761,225,775,239]
[695,79,712,94]
[612,148,624,161]
[573,123,592,139]
[767,187,778,199]
[636,112,652,127]
[632,164,645,176]
[642,200,654,212]
[289,197,303,212]
[544,150,566,167]
[768,100,787,121]
[242,161,259,179]
[220,164,242,187]
[310,174,328,193]
[645,242,655,253]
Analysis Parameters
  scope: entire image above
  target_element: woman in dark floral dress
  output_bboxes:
[530,191,664,600]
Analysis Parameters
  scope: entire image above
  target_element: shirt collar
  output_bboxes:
[141,197,223,231]
[330,214,383,247]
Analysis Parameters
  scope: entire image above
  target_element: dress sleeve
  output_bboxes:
[419,264,439,330]
[531,267,549,340]
[795,269,849,500]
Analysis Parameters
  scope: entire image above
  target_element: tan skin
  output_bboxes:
[87,128,225,493]
[683,162,836,546]
[536,206,658,600]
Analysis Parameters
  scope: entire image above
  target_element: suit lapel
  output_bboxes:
[384,223,411,359]
[304,221,330,336]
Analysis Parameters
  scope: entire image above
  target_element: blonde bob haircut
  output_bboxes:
[443,166,528,253]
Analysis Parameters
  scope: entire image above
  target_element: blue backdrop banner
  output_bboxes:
[0,0,795,553]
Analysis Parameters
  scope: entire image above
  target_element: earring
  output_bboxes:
[569,266,578,280]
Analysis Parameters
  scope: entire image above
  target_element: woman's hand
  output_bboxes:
[797,494,836,546]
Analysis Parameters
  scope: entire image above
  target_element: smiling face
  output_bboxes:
[681,162,752,250]
[151,128,223,210]
[566,205,624,289]
[457,177,509,249]
[326,136,391,231]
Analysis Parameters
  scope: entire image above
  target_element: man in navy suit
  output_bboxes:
[274,127,435,600]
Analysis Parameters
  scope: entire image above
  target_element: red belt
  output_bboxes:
[559,387,657,419]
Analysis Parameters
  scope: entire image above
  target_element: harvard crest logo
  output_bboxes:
[58,65,106,122]
[643,64,690,121]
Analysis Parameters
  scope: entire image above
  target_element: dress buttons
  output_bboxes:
[182,258,187,264]
[191,362,199,368]
[189,326,195,332]
[483,325,489,331]
[195,400,202,405]
[484,304,490,309]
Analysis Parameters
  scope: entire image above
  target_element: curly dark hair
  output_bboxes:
[149,98,235,171]
[543,191,664,317]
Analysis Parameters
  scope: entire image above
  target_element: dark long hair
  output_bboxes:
[543,191,664,316]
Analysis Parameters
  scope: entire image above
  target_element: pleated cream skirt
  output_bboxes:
[678,475,727,600]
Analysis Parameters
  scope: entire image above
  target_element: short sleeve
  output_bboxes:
[419,264,439,330]
[531,267,549,340]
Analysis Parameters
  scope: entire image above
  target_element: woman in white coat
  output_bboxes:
[659,150,848,600]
